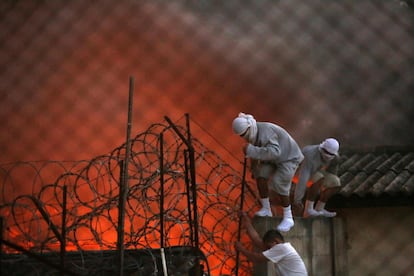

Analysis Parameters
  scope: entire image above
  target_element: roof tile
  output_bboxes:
[338,147,414,197]
[385,171,412,195]
[371,171,397,196]
[402,175,414,194]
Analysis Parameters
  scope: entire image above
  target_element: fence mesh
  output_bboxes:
[1,1,413,275]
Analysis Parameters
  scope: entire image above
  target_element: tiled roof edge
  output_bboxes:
[341,145,414,154]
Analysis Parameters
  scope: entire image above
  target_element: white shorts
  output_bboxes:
[311,171,341,188]
[251,160,300,196]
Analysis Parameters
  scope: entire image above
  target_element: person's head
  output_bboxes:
[262,229,285,249]
[232,112,258,143]
[318,138,339,161]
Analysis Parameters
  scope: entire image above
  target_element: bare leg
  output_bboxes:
[307,179,323,201]
[255,178,272,217]
[304,179,324,217]
[316,187,340,217]
[270,190,294,232]
[256,177,269,198]
[319,187,340,202]
[279,195,290,208]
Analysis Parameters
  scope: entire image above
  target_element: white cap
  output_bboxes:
[319,138,339,156]
[232,116,250,135]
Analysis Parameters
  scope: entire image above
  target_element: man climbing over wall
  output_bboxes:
[232,112,304,232]
[235,211,308,275]
[293,138,341,217]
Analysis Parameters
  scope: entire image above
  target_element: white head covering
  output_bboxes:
[319,138,340,156]
[318,138,339,161]
[232,112,258,143]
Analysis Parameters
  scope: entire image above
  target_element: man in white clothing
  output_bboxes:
[293,138,341,218]
[232,112,304,232]
[235,211,308,275]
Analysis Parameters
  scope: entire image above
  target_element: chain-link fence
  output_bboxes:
[1,1,414,275]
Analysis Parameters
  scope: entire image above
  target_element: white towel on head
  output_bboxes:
[237,112,258,143]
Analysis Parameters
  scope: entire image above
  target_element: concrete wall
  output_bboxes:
[341,207,414,276]
[252,206,414,276]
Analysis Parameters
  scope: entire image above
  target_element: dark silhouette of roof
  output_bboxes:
[330,146,414,208]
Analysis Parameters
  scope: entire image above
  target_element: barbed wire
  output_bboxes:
[0,119,258,275]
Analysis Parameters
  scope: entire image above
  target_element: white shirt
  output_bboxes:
[262,242,308,276]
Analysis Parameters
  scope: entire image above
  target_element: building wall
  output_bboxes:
[341,206,414,276]
[251,207,414,276]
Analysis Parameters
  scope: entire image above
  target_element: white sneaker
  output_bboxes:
[318,209,336,217]
[304,209,321,218]
[254,208,273,217]
[276,218,294,232]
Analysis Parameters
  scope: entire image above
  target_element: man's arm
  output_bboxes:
[245,142,281,161]
[240,212,266,250]
[294,166,311,203]
[235,242,268,263]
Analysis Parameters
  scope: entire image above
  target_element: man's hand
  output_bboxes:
[237,211,265,250]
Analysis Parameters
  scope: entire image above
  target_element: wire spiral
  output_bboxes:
[0,120,258,275]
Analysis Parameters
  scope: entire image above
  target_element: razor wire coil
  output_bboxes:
[0,120,256,275]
